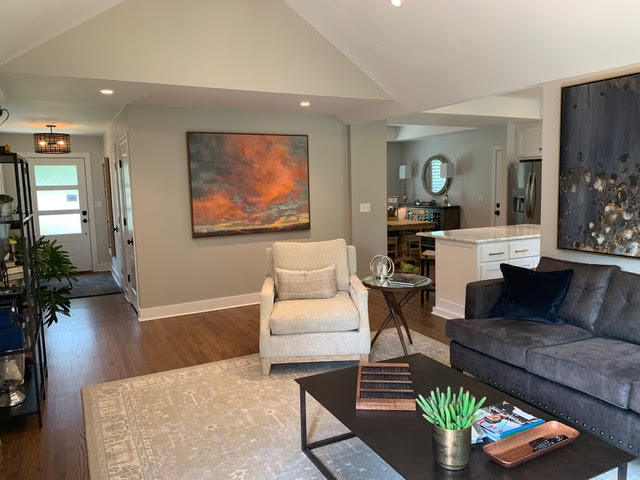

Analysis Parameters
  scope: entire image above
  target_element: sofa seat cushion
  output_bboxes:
[527,338,640,409]
[536,257,619,331]
[270,291,359,335]
[630,383,640,415]
[446,318,592,368]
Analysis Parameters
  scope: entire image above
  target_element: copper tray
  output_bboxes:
[483,421,580,468]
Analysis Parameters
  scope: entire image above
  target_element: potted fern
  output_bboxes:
[417,386,486,470]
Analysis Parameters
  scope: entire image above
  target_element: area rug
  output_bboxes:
[44,272,121,299]
[82,330,638,480]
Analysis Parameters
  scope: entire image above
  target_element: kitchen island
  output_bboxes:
[417,224,541,319]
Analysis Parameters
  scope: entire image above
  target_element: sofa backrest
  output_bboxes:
[594,270,640,345]
[265,238,354,291]
[536,256,619,332]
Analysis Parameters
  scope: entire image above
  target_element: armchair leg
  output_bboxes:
[261,358,271,376]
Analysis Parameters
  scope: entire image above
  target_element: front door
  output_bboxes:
[28,157,93,271]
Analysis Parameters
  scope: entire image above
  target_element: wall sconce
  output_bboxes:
[399,165,412,203]
[33,125,71,154]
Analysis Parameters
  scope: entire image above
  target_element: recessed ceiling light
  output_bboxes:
[390,0,402,7]
[100,89,114,95]
[300,100,311,107]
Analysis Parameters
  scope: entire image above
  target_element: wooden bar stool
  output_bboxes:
[420,249,436,305]
[387,236,399,259]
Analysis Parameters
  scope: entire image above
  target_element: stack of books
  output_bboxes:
[474,401,544,442]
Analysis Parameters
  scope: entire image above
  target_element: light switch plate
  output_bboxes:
[359,203,371,213]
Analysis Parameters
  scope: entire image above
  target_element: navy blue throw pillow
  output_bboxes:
[490,263,574,323]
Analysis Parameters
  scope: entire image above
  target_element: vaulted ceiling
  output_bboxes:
[1,0,640,134]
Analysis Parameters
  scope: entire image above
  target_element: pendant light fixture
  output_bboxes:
[33,125,70,154]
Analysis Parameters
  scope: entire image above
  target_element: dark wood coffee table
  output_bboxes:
[296,353,635,480]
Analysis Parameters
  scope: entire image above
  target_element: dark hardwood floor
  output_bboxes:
[0,289,447,480]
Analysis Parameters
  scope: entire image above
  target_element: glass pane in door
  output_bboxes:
[34,166,78,186]
[36,190,80,211]
[39,214,82,235]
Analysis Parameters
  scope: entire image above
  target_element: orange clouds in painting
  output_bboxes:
[188,133,309,236]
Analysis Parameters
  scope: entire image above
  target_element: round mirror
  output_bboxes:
[422,155,452,196]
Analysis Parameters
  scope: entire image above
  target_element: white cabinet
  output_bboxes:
[421,226,541,319]
[516,122,542,158]
[479,239,540,280]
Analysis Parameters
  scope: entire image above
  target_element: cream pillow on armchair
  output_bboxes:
[275,265,337,300]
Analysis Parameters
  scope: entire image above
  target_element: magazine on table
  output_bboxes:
[387,274,428,287]
[474,401,544,442]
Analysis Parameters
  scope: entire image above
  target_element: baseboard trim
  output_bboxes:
[432,298,464,319]
[138,292,260,322]
[93,262,112,272]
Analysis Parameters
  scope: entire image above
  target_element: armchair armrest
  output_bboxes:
[259,276,275,338]
[349,274,369,331]
[465,279,504,319]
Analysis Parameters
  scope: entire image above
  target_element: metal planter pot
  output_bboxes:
[432,424,471,470]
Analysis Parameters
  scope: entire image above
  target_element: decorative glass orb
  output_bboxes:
[370,255,394,279]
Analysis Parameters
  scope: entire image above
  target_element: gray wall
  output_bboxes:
[350,121,387,276]
[123,105,352,309]
[0,132,111,267]
[386,142,403,197]
[399,125,507,228]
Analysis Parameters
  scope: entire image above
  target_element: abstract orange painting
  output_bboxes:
[187,132,310,237]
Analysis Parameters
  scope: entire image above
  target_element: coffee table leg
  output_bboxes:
[618,462,628,480]
[299,385,356,479]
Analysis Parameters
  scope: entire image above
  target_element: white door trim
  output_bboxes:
[19,152,99,272]
[490,146,507,227]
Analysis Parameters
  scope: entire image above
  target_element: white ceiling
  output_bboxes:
[0,0,126,64]
[285,0,640,123]
[0,73,391,134]
[2,0,640,134]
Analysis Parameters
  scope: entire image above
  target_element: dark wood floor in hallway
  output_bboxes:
[0,290,447,479]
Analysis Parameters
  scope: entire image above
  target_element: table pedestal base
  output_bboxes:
[371,290,418,356]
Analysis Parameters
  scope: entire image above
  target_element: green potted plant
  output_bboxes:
[417,386,486,470]
[0,194,13,217]
[15,237,78,327]
[400,261,419,275]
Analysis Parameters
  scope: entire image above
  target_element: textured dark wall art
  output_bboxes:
[187,132,309,237]
[559,72,640,257]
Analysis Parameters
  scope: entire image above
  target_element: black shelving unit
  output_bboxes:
[0,153,46,427]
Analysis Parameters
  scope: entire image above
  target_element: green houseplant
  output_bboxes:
[417,386,486,470]
[16,237,78,327]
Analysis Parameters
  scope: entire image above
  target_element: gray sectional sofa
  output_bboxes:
[447,256,640,456]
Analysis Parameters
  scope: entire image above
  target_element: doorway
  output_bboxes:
[25,154,97,272]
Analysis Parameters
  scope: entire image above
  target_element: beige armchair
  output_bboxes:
[259,239,370,375]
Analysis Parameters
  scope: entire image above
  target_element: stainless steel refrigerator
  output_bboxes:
[508,158,541,225]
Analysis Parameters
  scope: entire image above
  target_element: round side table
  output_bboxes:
[363,275,432,356]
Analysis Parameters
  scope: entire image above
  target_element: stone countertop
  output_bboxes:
[417,224,541,244]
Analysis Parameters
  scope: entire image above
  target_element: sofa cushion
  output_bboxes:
[536,257,619,331]
[526,338,640,409]
[272,239,349,291]
[594,270,640,345]
[270,291,359,335]
[630,383,640,415]
[275,265,337,300]
[446,318,592,368]
[490,263,573,323]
